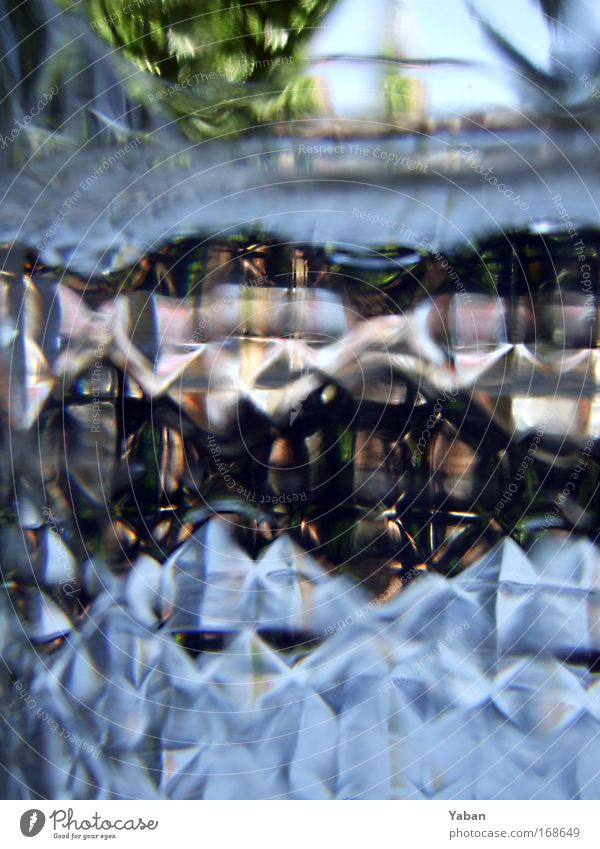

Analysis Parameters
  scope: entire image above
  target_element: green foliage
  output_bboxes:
[77,0,335,138]
[86,0,332,82]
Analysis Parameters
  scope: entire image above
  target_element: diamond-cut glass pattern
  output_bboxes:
[0,234,599,797]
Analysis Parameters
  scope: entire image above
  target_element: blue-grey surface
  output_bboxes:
[2,525,600,799]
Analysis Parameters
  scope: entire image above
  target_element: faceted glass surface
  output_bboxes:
[1,0,600,799]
